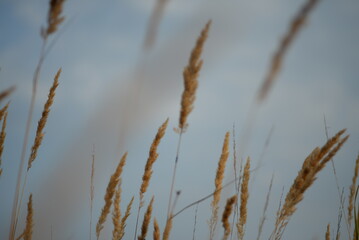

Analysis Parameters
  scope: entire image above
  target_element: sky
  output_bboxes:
[0,0,359,239]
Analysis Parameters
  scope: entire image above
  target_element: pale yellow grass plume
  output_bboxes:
[153,218,160,240]
[222,195,237,240]
[0,110,8,176]
[0,87,15,102]
[209,132,230,239]
[24,194,33,240]
[42,0,66,38]
[272,129,349,240]
[138,197,155,240]
[27,68,60,171]
[140,118,169,205]
[178,20,211,131]
[237,157,250,240]
[326,224,330,240]
[118,196,134,240]
[257,0,320,102]
[96,152,127,240]
[112,183,122,240]
[349,154,359,228]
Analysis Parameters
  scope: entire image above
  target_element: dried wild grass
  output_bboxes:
[24,194,33,240]
[112,183,122,240]
[90,149,95,240]
[222,195,237,240]
[237,157,250,240]
[0,110,8,177]
[138,197,155,240]
[42,0,66,38]
[349,154,359,228]
[0,87,15,102]
[27,68,61,171]
[178,20,211,131]
[96,152,127,240]
[153,218,160,240]
[162,214,173,240]
[209,132,230,239]
[118,196,134,240]
[326,224,331,240]
[272,129,349,240]
[257,0,320,102]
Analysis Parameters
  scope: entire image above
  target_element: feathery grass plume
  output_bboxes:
[24,194,33,240]
[0,111,8,176]
[153,218,160,240]
[209,132,230,240]
[0,102,9,120]
[222,195,237,240]
[0,87,15,102]
[272,129,349,240]
[96,152,127,240]
[140,118,169,205]
[349,154,359,228]
[112,183,122,240]
[90,148,95,240]
[178,20,211,131]
[138,197,155,240]
[257,0,320,102]
[326,224,330,240]
[27,68,61,171]
[135,119,168,240]
[143,0,169,50]
[118,196,134,240]
[256,174,274,240]
[42,0,66,38]
[162,214,173,240]
[237,157,250,240]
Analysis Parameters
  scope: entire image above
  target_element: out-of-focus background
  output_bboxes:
[1,0,358,239]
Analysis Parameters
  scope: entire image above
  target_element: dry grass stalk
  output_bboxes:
[209,132,230,239]
[0,103,9,120]
[96,152,127,240]
[138,197,155,240]
[118,196,134,240]
[0,87,15,102]
[153,218,160,240]
[162,214,173,240]
[0,111,8,176]
[42,0,66,38]
[272,129,349,240]
[112,183,122,240]
[222,195,237,240]
[257,0,320,102]
[24,194,33,240]
[326,224,331,240]
[90,149,95,240]
[349,154,359,228]
[27,68,61,171]
[178,20,211,131]
[256,174,274,240]
[237,157,250,240]
[140,118,169,205]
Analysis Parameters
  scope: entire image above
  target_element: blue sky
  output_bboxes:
[0,0,359,239]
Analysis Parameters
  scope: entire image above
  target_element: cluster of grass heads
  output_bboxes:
[1,0,358,239]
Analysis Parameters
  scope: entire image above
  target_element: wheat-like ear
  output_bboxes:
[112,182,122,240]
[23,194,33,240]
[96,152,127,240]
[162,214,173,240]
[237,157,250,240]
[272,129,349,240]
[118,196,134,240]
[209,132,230,239]
[222,195,237,240]
[0,110,8,176]
[42,0,66,38]
[27,68,61,171]
[349,154,359,228]
[0,87,15,102]
[326,224,330,240]
[138,197,155,240]
[153,218,161,240]
[178,20,211,131]
[257,0,320,102]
